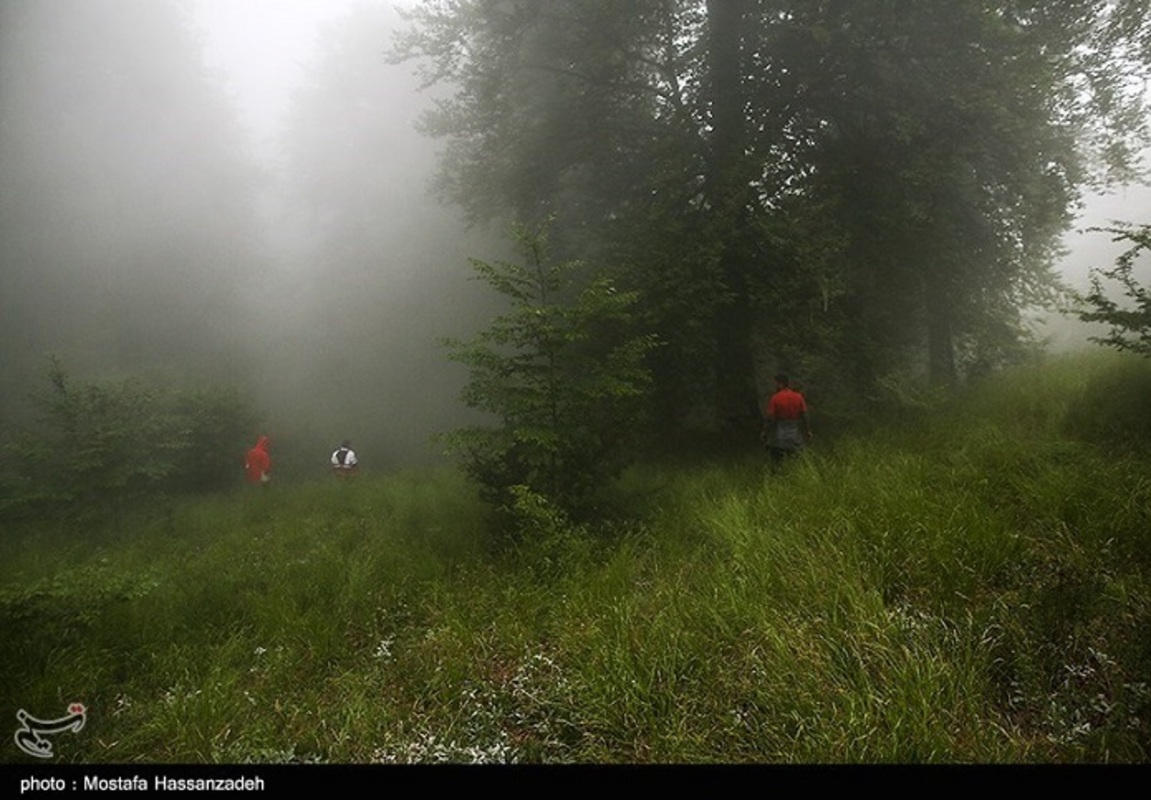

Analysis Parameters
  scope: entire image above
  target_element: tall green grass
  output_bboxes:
[2,351,1149,763]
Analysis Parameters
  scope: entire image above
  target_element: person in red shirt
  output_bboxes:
[762,373,811,469]
[245,436,272,484]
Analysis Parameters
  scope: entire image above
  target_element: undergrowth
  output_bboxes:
[1,351,1149,763]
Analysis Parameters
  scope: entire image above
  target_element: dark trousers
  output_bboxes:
[767,445,801,471]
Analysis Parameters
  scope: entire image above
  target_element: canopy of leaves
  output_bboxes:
[398,0,1151,425]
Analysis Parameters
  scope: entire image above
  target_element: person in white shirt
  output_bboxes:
[331,439,358,477]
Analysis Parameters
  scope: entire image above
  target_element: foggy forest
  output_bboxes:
[3,0,1151,768]
[1,0,512,480]
[3,0,1149,474]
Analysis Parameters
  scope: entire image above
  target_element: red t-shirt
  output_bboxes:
[766,387,807,420]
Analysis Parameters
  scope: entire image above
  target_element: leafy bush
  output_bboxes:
[0,358,260,520]
[167,385,264,494]
[439,221,660,521]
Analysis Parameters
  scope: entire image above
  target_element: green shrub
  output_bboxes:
[439,221,660,522]
[0,358,260,520]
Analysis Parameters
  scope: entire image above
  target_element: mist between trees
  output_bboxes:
[3,1,1151,508]
[0,0,504,479]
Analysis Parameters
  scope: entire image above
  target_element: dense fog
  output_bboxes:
[1,0,1147,477]
[0,0,503,475]
[1042,183,1151,351]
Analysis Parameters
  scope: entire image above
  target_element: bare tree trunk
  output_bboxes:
[924,269,956,385]
[705,0,758,435]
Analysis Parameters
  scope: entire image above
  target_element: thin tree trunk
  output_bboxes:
[924,269,956,385]
[705,0,758,434]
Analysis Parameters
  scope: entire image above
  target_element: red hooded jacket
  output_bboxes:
[245,436,271,483]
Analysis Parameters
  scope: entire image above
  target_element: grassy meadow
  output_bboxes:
[2,351,1150,764]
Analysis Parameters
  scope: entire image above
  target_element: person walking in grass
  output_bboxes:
[245,435,272,485]
[761,373,811,470]
[331,439,358,477]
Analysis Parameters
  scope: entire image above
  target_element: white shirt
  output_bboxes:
[331,447,357,468]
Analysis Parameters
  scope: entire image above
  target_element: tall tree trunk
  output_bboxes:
[705,0,758,435]
[924,269,956,385]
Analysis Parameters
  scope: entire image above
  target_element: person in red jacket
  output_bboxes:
[245,436,272,484]
[762,373,811,470]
